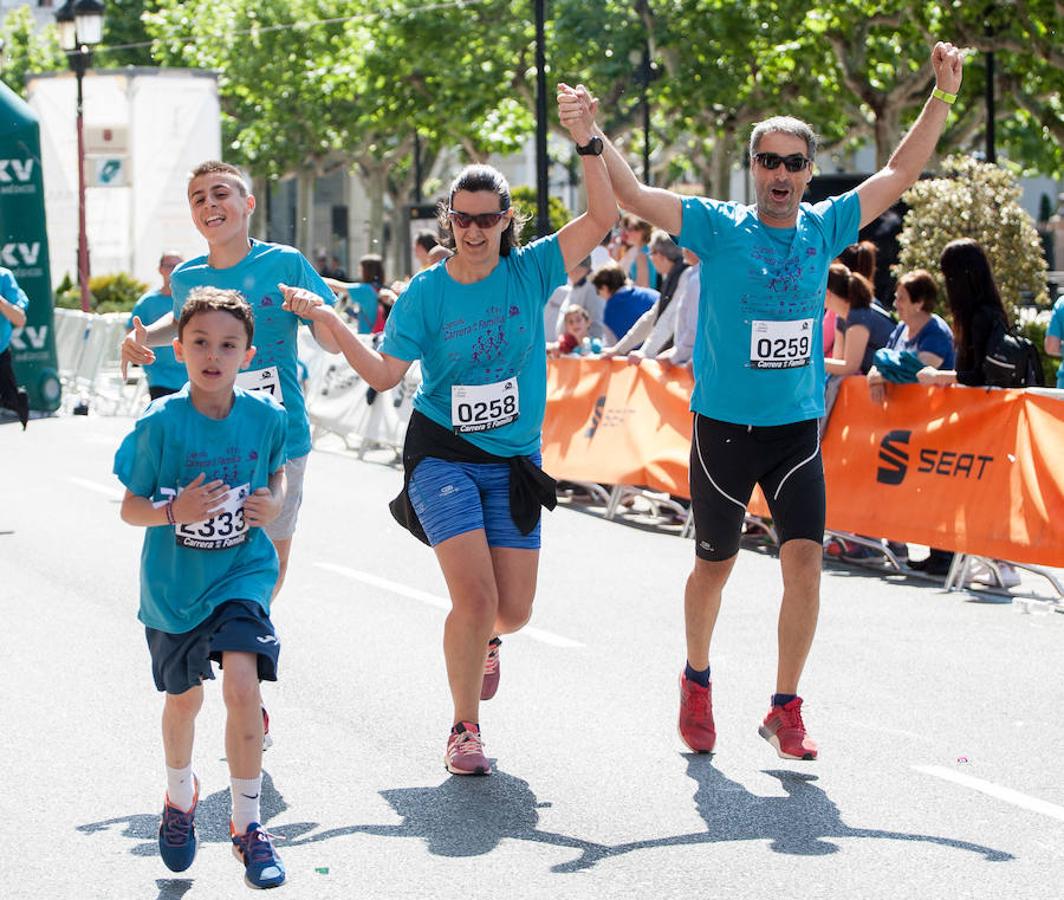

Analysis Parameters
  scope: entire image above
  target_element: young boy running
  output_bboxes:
[114,288,288,889]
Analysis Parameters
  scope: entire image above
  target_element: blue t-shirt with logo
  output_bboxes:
[677,192,861,425]
[1048,297,1064,388]
[346,283,378,334]
[170,240,335,459]
[113,386,287,634]
[128,290,187,389]
[380,235,566,456]
[0,266,29,354]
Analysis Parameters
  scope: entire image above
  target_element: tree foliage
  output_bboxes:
[896,156,1049,313]
[0,6,64,97]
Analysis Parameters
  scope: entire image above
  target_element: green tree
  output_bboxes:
[97,0,158,68]
[896,156,1049,314]
[0,6,64,97]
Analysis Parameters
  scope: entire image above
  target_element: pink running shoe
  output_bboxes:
[678,672,716,753]
[759,697,818,760]
[445,721,491,776]
[481,637,502,701]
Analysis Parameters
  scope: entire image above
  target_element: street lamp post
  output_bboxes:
[55,1,105,314]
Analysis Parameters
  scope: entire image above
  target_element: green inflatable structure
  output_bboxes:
[1,79,61,412]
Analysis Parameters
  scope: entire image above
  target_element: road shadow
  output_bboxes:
[79,760,1012,876]
[548,755,1013,872]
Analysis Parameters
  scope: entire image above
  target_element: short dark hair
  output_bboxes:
[359,254,384,287]
[591,262,628,295]
[177,287,254,346]
[837,241,877,282]
[188,160,250,196]
[414,230,438,253]
[749,116,818,159]
[897,269,938,313]
[438,164,527,257]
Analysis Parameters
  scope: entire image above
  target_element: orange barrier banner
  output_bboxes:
[543,359,1064,566]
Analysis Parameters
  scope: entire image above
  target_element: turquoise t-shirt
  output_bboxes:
[170,240,335,459]
[113,386,287,633]
[380,235,566,456]
[678,192,861,425]
[346,283,378,334]
[0,266,29,354]
[127,290,187,389]
[1048,296,1064,388]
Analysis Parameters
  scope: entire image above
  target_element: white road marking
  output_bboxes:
[315,562,584,648]
[67,476,124,500]
[915,765,1064,822]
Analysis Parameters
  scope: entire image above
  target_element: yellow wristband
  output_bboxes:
[932,87,957,105]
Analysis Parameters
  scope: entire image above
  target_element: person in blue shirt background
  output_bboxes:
[592,262,658,345]
[1043,294,1064,388]
[114,287,288,889]
[126,251,187,401]
[290,83,617,777]
[0,265,30,429]
[575,41,964,763]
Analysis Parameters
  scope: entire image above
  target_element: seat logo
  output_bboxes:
[876,430,911,485]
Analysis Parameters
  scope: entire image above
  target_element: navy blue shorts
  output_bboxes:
[407,454,542,550]
[145,600,280,695]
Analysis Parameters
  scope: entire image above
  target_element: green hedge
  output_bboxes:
[55,272,149,314]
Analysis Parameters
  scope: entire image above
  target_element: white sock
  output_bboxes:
[165,764,195,811]
[231,774,263,834]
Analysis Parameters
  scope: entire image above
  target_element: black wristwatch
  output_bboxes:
[575,136,603,156]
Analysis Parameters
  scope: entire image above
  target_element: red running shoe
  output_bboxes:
[481,637,502,701]
[678,672,716,753]
[759,697,818,760]
[445,721,491,776]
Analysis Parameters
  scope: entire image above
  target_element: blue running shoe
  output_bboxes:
[158,776,199,872]
[231,821,286,889]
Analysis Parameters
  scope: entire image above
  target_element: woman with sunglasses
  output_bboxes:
[294,83,615,776]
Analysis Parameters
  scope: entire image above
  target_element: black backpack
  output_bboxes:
[982,318,1045,388]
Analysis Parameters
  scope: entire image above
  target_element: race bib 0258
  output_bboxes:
[451,378,519,434]
[749,318,814,369]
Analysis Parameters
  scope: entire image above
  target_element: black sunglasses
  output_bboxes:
[753,152,812,173]
[447,208,509,229]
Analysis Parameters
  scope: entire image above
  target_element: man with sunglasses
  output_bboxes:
[563,41,963,761]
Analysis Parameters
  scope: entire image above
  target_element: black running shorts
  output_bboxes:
[688,413,825,561]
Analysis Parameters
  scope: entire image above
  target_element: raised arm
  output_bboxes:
[856,41,964,228]
[555,83,618,272]
[570,85,683,236]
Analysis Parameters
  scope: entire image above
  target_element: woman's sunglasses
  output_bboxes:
[447,208,509,229]
[753,152,812,172]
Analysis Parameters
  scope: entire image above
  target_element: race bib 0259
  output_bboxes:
[175,483,250,550]
[749,318,814,369]
[451,378,519,434]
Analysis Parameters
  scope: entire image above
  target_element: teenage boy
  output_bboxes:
[120,161,339,599]
[114,287,288,890]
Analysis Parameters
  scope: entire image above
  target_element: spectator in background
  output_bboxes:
[548,305,602,357]
[592,262,658,345]
[326,255,385,335]
[0,265,30,429]
[547,257,603,340]
[658,249,701,370]
[328,255,348,281]
[838,240,890,311]
[603,230,692,364]
[413,230,439,271]
[915,239,1009,388]
[618,214,654,288]
[1047,293,1064,388]
[824,263,894,377]
[127,251,187,401]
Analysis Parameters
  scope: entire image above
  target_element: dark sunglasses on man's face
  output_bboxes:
[447,208,509,229]
[753,152,812,173]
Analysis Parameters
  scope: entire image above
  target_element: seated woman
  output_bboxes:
[824,263,895,377]
[591,262,658,345]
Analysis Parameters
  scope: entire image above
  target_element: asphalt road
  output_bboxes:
[1,413,1061,899]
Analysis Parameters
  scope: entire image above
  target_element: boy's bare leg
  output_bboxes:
[222,651,264,779]
[162,685,204,770]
